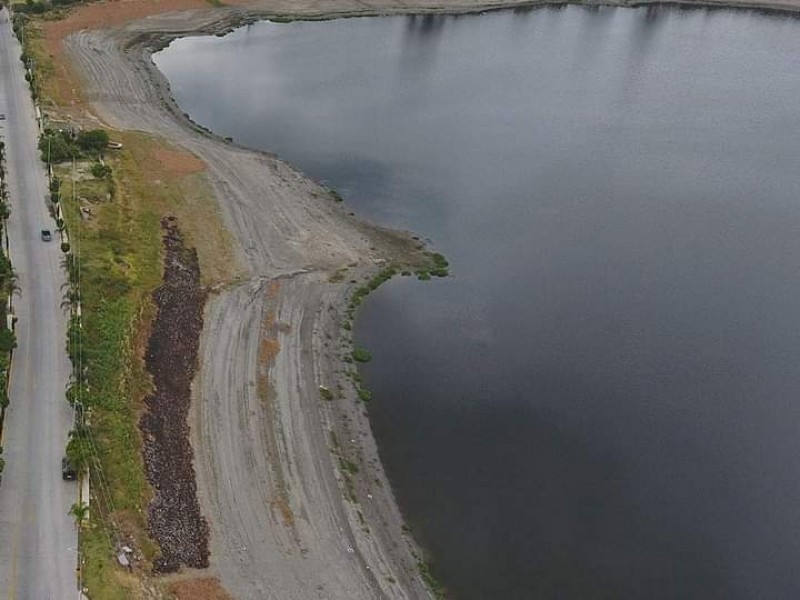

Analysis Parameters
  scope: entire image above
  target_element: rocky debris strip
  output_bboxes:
[140,216,209,572]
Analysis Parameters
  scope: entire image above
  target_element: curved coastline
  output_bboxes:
[64,7,445,599]
[56,0,800,598]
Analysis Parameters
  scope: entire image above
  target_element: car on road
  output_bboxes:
[0,114,5,120]
[40,229,52,242]
[61,456,77,481]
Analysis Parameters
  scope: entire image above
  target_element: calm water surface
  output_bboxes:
[156,8,800,598]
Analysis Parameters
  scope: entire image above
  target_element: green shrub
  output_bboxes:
[418,561,446,599]
[351,347,372,363]
[90,162,112,179]
[39,132,75,163]
[76,130,109,155]
[0,329,16,352]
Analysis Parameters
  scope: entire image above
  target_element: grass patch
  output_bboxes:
[328,187,344,202]
[428,252,450,276]
[74,177,113,203]
[351,347,372,363]
[339,457,359,475]
[55,132,233,597]
[57,150,163,593]
[345,266,397,321]
[418,561,447,600]
[328,267,348,283]
[23,10,232,596]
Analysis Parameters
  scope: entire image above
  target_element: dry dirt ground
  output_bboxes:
[168,575,234,600]
[43,0,800,598]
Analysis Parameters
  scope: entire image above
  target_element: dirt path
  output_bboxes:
[55,0,800,598]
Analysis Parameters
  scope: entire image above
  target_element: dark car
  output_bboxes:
[40,229,52,242]
[61,456,77,481]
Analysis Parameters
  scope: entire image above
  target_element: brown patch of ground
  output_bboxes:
[140,217,209,572]
[168,576,234,600]
[48,0,208,38]
[118,132,203,185]
[152,146,206,177]
[39,0,205,117]
[256,284,298,532]
[116,131,242,286]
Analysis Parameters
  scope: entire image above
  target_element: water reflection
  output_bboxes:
[400,15,446,72]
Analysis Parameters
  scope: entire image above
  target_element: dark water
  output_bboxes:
[155,8,800,599]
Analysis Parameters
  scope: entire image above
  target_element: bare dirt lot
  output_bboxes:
[168,575,234,600]
[44,0,800,597]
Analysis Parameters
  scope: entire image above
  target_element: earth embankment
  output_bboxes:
[64,9,434,599]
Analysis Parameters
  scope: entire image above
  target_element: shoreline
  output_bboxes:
[52,0,800,598]
[63,6,444,598]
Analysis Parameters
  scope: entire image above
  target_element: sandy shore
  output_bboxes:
[56,0,800,598]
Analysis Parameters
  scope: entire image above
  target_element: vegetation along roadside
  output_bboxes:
[0,139,19,486]
[15,9,237,597]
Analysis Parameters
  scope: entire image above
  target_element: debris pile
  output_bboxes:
[140,216,209,572]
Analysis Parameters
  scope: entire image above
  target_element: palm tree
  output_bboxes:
[69,502,89,530]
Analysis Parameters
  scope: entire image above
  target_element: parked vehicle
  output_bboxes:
[61,456,77,481]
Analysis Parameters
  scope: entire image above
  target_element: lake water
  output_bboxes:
[155,8,800,598]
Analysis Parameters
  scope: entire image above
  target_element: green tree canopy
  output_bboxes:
[38,132,74,163]
[76,129,109,154]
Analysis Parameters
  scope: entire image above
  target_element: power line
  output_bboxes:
[64,157,134,600]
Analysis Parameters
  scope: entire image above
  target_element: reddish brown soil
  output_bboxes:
[140,216,209,572]
[152,145,206,176]
[168,576,234,600]
[41,0,207,116]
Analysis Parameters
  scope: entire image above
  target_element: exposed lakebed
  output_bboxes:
[156,7,800,598]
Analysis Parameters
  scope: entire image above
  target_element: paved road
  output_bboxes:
[0,8,77,599]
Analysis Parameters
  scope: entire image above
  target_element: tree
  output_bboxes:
[76,129,109,155]
[38,132,74,163]
[66,429,89,473]
[69,502,89,529]
[0,252,18,301]
[0,330,16,353]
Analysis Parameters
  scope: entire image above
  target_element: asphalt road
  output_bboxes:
[0,8,77,599]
